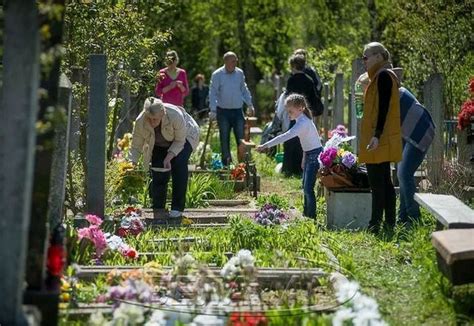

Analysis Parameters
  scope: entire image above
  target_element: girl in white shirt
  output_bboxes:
[257,93,323,219]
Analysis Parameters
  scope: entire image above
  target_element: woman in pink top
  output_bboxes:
[155,50,189,106]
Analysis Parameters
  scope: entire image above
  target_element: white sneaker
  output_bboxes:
[169,210,183,218]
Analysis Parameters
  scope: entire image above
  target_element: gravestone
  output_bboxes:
[86,54,107,218]
[333,73,344,128]
[0,1,40,324]
[24,1,68,325]
[423,74,444,187]
[48,73,72,228]
[325,189,371,230]
[68,67,85,152]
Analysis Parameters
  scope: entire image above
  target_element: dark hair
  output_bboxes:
[194,74,205,83]
[285,93,312,119]
[289,54,306,71]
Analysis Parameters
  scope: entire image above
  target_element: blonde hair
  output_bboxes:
[165,50,179,64]
[363,42,391,62]
[285,93,312,119]
[144,97,165,116]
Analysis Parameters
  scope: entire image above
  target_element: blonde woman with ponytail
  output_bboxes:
[256,93,323,219]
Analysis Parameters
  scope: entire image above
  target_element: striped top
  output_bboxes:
[399,87,436,152]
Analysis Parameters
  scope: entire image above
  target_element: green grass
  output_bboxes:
[68,142,474,324]
[326,213,474,325]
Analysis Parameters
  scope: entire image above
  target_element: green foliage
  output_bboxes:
[254,152,277,177]
[63,1,170,94]
[256,193,289,210]
[383,0,474,117]
[186,173,235,208]
[186,174,216,208]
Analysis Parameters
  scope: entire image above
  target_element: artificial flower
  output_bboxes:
[85,214,103,226]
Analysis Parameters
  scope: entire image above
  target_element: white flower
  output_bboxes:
[192,314,224,326]
[236,249,254,267]
[89,311,107,326]
[220,262,238,279]
[332,307,354,326]
[176,254,196,269]
[144,310,167,326]
[352,309,385,326]
[106,235,125,251]
[228,256,239,266]
[112,303,145,325]
[336,281,360,303]
[352,294,379,312]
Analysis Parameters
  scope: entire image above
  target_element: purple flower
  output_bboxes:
[329,125,348,138]
[342,152,356,168]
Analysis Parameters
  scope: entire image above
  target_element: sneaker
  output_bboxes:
[169,210,183,218]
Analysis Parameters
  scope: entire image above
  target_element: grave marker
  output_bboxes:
[86,54,107,218]
[0,1,40,324]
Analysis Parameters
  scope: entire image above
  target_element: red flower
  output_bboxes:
[125,248,138,259]
[47,244,64,277]
[231,163,246,180]
[457,99,474,130]
[117,227,128,237]
[125,207,137,214]
[469,77,474,95]
[229,312,268,326]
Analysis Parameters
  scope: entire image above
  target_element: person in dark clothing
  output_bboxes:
[191,74,209,121]
[358,42,402,233]
[281,54,319,177]
[293,48,322,97]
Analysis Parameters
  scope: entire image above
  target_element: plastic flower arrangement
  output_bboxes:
[116,207,145,237]
[220,249,256,281]
[457,77,474,131]
[318,126,359,188]
[230,163,246,181]
[253,203,289,226]
[77,214,108,258]
[77,214,138,261]
[328,124,349,139]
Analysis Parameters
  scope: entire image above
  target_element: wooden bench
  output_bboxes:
[414,193,474,229]
[432,229,474,285]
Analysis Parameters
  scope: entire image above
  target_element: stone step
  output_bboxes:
[74,265,326,286]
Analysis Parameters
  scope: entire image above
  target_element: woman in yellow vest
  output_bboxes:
[359,42,402,233]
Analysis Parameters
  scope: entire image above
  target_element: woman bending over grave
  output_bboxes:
[129,97,199,224]
[256,93,323,219]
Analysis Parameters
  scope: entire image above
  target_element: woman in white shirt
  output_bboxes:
[257,93,323,219]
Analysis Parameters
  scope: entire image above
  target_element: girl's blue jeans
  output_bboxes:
[303,147,323,219]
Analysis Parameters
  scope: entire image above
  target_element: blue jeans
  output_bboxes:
[397,141,426,223]
[150,141,193,211]
[216,107,245,166]
[302,147,322,219]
